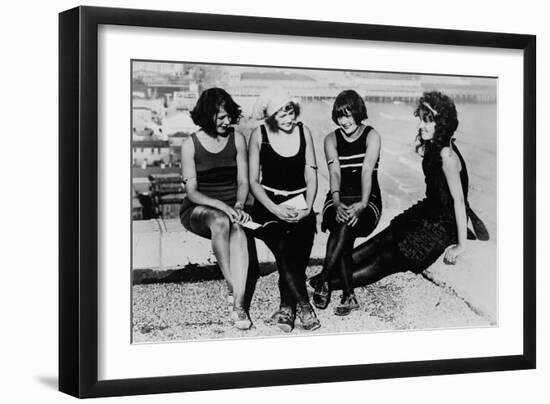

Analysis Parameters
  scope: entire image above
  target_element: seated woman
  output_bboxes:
[180,88,253,330]
[313,90,382,316]
[248,86,321,332]
[309,91,489,294]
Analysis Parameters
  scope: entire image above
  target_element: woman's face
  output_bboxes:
[337,109,358,135]
[418,111,436,141]
[214,106,231,135]
[273,103,296,132]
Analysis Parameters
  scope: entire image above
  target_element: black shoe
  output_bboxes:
[334,294,360,316]
[312,280,331,309]
[306,275,320,291]
[296,303,321,331]
[265,306,295,333]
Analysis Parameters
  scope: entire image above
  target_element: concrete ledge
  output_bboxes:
[132,218,331,270]
[424,241,497,324]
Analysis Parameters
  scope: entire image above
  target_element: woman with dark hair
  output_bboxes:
[249,86,321,332]
[180,87,253,330]
[312,90,382,316]
[309,91,488,293]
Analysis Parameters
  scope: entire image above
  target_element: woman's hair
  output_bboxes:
[414,91,459,154]
[265,101,301,132]
[190,88,242,134]
[331,90,368,125]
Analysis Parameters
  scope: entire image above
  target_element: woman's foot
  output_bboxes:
[226,282,234,306]
[265,306,295,333]
[296,303,321,331]
[306,275,319,292]
[230,305,252,330]
[312,280,331,310]
[334,294,360,316]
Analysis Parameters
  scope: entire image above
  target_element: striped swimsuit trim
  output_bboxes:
[337,152,379,170]
[322,198,381,223]
[339,153,365,160]
[339,163,379,170]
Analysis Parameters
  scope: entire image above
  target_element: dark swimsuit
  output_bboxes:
[321,125,382,236]
[389,141,488,272]
[180,129,238,230]
[252,122,316,229]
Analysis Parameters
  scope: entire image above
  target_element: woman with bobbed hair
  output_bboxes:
[312,90,382,316]
[180,87,253,330]
[309,91,488,292]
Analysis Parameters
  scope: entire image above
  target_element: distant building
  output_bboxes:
[133,140,171,166]
[169,132,190,147]
[225,70,318,117]
[133,62,186,79]
[239,71,317,88]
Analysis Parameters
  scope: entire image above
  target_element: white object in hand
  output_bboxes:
[241,221,262,230]
[279,194,308,210]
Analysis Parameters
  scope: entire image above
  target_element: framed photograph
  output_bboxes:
[59,6,536,398]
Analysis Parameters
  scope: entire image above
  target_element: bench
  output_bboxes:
[147,173,186,219]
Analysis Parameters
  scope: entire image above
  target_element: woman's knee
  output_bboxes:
[209,212,231,235]
[230,222,246,238]
[329,223,354,248]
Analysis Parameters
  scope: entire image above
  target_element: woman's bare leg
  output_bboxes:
[229,223,249,308]
[185,206,234,289]
[206,213,234,289]
[184,206,252,329]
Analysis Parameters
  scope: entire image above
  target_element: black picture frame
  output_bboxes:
[59,6,536,398]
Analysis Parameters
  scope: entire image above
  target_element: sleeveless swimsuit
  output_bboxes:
[180,129,238,228]
[321,125,382,236]
[389,141,488,272]
[252,122,315,228]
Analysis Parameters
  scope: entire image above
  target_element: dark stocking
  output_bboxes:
[320,223,356,296]
[243,230,260,311]
[260,217,315,308]
[327,228,404,290]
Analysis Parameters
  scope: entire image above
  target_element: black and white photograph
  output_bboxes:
[131,60,496,343]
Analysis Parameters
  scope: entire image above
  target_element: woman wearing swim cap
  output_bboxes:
[248,87,321,332]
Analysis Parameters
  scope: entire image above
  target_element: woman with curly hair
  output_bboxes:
[180,87,253,330]
[313,90,382,316]
[309,91,488,292]
[249,86,321,332]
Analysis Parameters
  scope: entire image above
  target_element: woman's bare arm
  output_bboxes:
[441,146,467,263]
[324,131,348,223]
[302,125,318,213]
[248,127,278,214]
[234,131,249,207]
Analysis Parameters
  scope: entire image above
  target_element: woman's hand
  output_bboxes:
[444,244,466,265]
[287,208,311,223]
[233,206,251,225]
[272,205,299,222]
[335,202,349,223]
[218,203,240,223]
[346,202,366,227]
